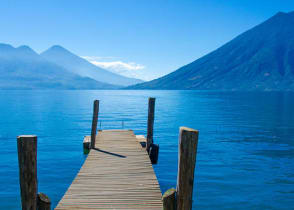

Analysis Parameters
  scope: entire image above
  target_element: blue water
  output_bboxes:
[0,90,293,209]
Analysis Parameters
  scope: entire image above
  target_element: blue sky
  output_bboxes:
[1,0,294,80]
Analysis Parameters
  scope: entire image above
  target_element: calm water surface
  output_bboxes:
[0,90,293,209]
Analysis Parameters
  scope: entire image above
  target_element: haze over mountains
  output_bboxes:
[0,44,142,89]
[129,11,294,91]
[2,11,294,90]
[41,45,142,86]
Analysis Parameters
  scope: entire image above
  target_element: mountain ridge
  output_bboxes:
[128,11,294,91]
[0,44,119,89]
[41,45,143,86]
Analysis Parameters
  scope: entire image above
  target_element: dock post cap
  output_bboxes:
[162,188,176,198]
[37,192,51,203]
[17,135,37,138]
[179,127,198,133]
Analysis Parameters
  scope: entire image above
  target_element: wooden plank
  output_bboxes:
[56,130,162,209]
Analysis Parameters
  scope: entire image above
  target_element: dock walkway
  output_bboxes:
[55,130,163,209]
[16,98,199,210]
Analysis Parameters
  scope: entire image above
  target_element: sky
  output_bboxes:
[1,0,294,81]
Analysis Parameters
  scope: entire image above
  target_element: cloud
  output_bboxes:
[90,61,145,71]
[82,56,145,79]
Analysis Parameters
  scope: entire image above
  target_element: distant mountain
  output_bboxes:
[129,11,294,91]
[41,45,143,86]
[0,44,118,89]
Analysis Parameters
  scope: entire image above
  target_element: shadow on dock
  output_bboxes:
[93,147,126,158]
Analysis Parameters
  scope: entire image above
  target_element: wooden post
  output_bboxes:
[37,193,51,210]
[177,127,199,210]
[162,188,176,210]
[91,100,99,149]
[17,135,38,210]
[149,144,159,164]
[83,136,91,154]
[146,97,155,153]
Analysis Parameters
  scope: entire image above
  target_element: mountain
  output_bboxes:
[0,44,118,89]
[129,11,294,91]
[41,45,143,86]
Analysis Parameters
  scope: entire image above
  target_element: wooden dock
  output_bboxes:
[55,130,163,209]
[16,98,199,210]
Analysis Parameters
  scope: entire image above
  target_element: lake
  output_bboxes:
[0,90,293,209]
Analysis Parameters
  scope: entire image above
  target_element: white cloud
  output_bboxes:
[82,56,145,79]
[90,61,145,71]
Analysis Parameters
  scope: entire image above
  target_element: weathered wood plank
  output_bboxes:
[56,130,162,209]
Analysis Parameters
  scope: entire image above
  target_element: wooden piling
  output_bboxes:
[17,135,38,210]
[147,97,155,152]
[149,143,159,164]
[91,100,99,149]
[162,188,176,210]
[177,127,199,210]
[37,193,51,210]
[83,136,91,154]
